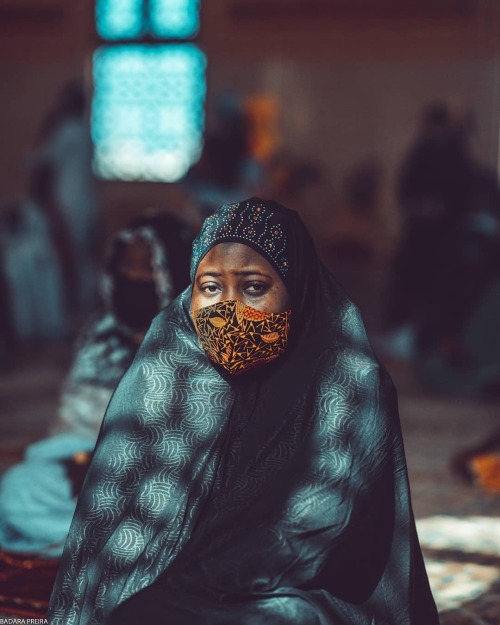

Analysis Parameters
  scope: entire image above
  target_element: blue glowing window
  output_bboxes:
[96,0,145,40]
[150,0,200,38]
[96,0,200,40]
[92,45,206,182]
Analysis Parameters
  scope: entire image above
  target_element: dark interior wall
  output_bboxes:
[202,0,500,253]
[0,1,92,205]
[0,0,499,248]
[206,56,500,249]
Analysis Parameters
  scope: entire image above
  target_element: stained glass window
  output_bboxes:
[96,0,144,40]
[97,0,200,40]
[93,45,206,181]
[93,0,204,182]
[150,0,200,38]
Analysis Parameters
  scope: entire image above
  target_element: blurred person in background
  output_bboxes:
[382,102,473,359]
[381,103,500,385]
[451,423,500,494]
[0,211,192,616]
[183,91,264,217]
[416,159,500,375]
[401,110,500,398]
[34,78,100,311]
[0,163,74,344]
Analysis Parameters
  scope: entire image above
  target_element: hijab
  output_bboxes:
[71,212,191,390]
[48,198,438,625]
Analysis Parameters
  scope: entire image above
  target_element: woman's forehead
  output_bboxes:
[196,242,276,274]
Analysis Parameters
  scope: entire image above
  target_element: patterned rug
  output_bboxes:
[418,516,500,624]
[0,550,57,619]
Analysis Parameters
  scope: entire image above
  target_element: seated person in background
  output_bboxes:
[0,211,191,614]
[451,424,500,494]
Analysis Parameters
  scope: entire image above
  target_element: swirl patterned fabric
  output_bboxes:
[48,198,439,625]
[49,302,233,624]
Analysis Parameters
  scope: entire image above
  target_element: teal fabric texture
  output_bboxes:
[48,199,438,625]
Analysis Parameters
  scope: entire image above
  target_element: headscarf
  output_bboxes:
[67,212,191,390]
[54,212,192,440]
[48,198,438,625]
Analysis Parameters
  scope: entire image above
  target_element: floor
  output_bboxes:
[0,340,499,623]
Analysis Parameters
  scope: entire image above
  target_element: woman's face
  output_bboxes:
[116,238,154,282]
[191,242,291,313]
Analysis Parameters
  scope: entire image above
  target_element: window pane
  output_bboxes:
[150,0,200,38]
[92,45,206,182]
[96,0,145,40]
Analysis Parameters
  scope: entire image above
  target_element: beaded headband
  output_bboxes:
[191,198,289,282]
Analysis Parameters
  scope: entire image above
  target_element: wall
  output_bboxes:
[201,0,500,255]
[0,1,91,197]
[0,0,499,251]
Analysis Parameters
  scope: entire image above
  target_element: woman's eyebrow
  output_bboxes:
[233,270,272,278]
[197,270,272,279]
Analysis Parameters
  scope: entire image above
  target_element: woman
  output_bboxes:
[0,211,191,558]
[49,198,438,625]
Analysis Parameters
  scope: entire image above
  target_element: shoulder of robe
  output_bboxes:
[315,344,382,388]
[128,297,230,391]
[312,345,399,437]
[138,297,198,355]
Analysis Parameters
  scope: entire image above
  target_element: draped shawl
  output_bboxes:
[54,212,191,439]
[48,199,438,625]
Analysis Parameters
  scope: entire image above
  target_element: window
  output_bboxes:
[92,0,206,182]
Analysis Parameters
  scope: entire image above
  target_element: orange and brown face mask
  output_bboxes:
[191,300,291,375]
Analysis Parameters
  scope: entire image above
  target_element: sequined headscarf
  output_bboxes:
[191,198,291,287]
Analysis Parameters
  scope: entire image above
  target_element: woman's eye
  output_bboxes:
[201,283,220,294]
[244,282,269,295]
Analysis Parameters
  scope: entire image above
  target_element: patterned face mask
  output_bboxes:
[191,300,291,375]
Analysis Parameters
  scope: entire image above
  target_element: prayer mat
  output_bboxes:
[0,550,58,618]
